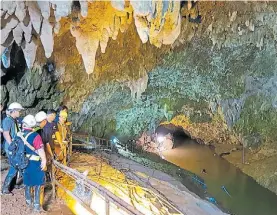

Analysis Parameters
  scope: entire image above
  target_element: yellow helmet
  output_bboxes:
[59,110,68,119]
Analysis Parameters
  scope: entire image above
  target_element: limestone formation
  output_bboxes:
[2,1,277,196]
[13,24,23,45]
[1,0,184,74]
[15,1,26,22]
[21,38,38,69]
[27,1,42,34]
[19,19,33,43]
[1,16,18,44]
[126,74,149,100]
[37,1,50,19]
[79,0,88,17]
[40,18,54,58]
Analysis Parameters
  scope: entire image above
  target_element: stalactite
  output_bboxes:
[13,24,23,45]
[0,0,183,74]
[40,18,54,58]
[22,38,38,69]
[27,1,42,34]
[127,74,149,100]
[1,0,275,76]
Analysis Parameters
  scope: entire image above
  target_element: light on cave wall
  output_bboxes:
[157,135,165,144]
[156,135,166,159]
[111,136,119,145]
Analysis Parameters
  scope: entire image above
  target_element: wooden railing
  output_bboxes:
[71,133,111,150]
[52,160,143,215]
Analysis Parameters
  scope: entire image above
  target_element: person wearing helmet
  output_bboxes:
[38,110,57,187]
[53,110,69,164]
[21,115,47,212]
[35,111,47,129]
[1,102,24,195]
[41,110,57,159]
[0,103,6,155]
[34,111,56,162]
[54,105,68,123]
[34,111,47,135]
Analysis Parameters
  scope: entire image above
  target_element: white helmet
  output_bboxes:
[8,102,24,110]
[22,115,37,128]
[35,111,47,123]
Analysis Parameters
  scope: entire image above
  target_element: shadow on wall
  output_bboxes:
[155,123,191,148]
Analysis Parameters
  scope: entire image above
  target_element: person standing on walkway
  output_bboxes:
[20,115,47,212]
[1,102,24,194]
[34,111,47,134]
[54,110,69,164]
[0,103,6,155]
[41,110,56,162]
[54,105,68,123]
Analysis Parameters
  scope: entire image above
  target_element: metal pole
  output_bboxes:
[242,145,245,164]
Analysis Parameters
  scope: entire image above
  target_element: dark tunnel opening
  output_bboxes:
[155,123,192,148]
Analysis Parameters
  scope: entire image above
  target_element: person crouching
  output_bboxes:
[21,115,47,212]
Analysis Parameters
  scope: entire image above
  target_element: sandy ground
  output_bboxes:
[0,156,73,215]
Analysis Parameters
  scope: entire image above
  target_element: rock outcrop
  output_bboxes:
[1,44,63,112]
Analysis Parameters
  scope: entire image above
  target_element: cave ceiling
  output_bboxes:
[1,0,188,75]
[1,1,277,112]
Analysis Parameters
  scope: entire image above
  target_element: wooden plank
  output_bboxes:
[54,179,98,215]
[53,160,144,215]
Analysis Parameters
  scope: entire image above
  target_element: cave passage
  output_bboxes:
[155,123,192,149]
[1,1,277,215]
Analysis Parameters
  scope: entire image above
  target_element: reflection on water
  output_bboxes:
[163,141,277,215]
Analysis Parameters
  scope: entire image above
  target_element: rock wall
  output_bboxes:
[69,1,277,193]
[1,44,63,113]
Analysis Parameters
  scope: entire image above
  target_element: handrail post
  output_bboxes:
[105,198,110,215]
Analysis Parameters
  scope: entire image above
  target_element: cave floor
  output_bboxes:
[0,156,73,215]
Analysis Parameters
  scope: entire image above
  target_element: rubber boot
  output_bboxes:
[1,175,13,195]
[33,186,46,213]
[40,186,44,206]
[25,186,32,207]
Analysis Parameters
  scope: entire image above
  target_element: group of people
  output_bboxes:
[0,102,71,212]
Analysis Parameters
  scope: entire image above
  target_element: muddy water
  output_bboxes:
[163,141,277,215]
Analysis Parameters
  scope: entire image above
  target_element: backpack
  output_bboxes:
[8,132,34,171]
